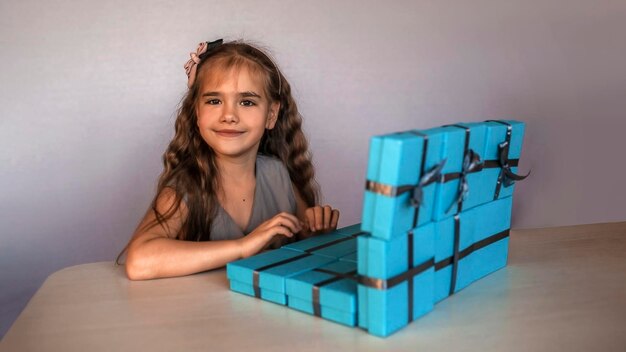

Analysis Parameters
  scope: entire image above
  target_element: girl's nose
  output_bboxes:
[220,102,239,123]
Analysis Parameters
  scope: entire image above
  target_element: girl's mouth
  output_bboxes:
[215,130,244,137]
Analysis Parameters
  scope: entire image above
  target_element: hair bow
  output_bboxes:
[183,39,223,88]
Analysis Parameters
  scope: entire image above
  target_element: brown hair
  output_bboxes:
[117,41,318,263]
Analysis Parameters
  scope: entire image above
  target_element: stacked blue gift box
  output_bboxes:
[227,224,363,325]
[227,120,527,337]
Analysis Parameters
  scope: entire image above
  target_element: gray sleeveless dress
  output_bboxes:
[209,155,297,241]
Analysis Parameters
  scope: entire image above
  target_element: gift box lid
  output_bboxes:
[375,129,446,187]
[286,260,357,313]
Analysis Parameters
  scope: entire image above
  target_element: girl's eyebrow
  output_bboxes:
[240,91,261,98]
[200,91,262,98]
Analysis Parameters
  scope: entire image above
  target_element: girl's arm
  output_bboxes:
[125,188,300,280]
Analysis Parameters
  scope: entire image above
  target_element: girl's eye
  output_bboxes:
[240,100,256,107]
[205,99,221,105]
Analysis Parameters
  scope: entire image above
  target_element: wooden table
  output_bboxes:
[2,223,626,351]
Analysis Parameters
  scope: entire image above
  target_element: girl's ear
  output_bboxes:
[265,102,280,129]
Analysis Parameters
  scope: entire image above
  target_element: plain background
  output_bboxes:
[1,0,625,339]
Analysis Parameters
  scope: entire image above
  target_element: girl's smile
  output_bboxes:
[214,129,245,137]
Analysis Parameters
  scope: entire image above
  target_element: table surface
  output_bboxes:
[2,222,626,352]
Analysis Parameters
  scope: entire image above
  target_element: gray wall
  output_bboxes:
[1,0,624,338]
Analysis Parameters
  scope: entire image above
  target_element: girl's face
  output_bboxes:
[195,64,279,160]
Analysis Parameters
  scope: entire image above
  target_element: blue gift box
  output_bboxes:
[227,249,336,305]
[356,197,512,336]
[430,126,467,221]
[441,120,526,215]
[357,223,436,337]
[285,260,358,327]
[433,123,486,219]
[482,120,526,200]
[434,196,512,302]
[437,120,525,216]
[362,120,526,241]
[361,129,446,240]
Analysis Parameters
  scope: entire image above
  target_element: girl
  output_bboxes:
[120,39,340,280]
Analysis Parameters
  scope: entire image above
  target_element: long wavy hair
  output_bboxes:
[116,41,318,263]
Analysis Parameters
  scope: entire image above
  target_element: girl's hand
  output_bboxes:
[238,212,302,258]
[303,205,340,235]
